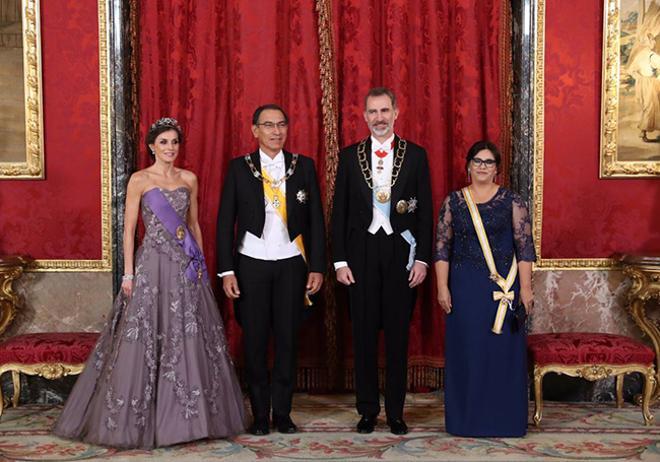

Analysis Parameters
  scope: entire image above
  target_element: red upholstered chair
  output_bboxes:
[0,332,99,416]
[528,333,656,426]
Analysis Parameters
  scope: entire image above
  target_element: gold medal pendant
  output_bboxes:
[175,225,185,240]
[376,190,390,203]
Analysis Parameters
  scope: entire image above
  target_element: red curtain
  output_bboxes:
[138,0,510,390]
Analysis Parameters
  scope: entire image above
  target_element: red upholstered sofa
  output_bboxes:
[528,332,656,426]
[0,332,99,416]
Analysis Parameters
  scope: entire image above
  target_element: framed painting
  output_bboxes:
[0,0,43,179]
[600,0,660,177]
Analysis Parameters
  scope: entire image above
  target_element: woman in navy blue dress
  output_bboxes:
[434,141,535,437]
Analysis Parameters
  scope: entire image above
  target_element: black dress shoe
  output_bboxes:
[272,414,298,434]
[248,417,270,435]
[357,415,377,434]
[387,417,408,435]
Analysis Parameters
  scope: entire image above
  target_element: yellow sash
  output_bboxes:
[462,187,517,334]
[262,169,312,306]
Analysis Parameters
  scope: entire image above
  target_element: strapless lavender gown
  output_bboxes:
[53,187,246,448]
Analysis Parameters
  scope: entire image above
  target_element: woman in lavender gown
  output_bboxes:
[434,141,535,437]
[53,118,246,448]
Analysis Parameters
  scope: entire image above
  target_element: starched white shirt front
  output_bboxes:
[219,150,300,278]
[367,134,395,235]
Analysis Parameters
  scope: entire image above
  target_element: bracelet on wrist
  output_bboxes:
[122,274,134,281]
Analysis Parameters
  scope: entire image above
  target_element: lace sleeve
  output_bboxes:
[512,194,536,262]
[434,195,453,262]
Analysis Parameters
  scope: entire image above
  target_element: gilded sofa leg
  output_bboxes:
[642,367,656,426]
[533,366,544,426]
[11,371,20,408]
[616,374,624,408]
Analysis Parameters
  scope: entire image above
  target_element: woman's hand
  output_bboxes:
[520,286,534,313]
[121,279,133,298]
[437,285,452,314]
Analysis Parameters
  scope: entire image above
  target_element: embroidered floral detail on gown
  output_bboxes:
[53,188,246,448]
[434,188,535,437]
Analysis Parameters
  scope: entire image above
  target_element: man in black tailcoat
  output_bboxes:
[331,87,433,435]
[217,104,325,435]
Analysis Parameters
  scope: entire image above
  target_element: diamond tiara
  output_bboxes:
[150,117,181,131]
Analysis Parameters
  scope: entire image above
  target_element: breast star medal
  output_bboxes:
[296,189,308,204]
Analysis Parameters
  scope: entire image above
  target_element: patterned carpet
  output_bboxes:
[0,393,658,461]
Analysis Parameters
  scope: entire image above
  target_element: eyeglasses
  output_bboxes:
[471,158,497,168]
[256,121,288,130]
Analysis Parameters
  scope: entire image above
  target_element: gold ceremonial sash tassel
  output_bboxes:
[262,169,312,307]
[462,187,517,334]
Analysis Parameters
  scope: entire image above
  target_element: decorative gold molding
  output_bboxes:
[622,256,660,403]
[599,0,660,178]
[0,362,85,415]
[532,0,617,271]
[0,257,29,336]
[0,0,44,179]
[535,259,618,271]
[30,1,112,271]
[533,362,656,426]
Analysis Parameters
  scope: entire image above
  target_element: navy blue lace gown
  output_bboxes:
[434,188,536,437]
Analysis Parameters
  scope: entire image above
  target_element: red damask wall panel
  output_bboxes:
[0,1,102,259]
[543,0,660,258]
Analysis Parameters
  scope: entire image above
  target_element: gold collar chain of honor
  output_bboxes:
[245,153,299,188]
[357,137,407,203]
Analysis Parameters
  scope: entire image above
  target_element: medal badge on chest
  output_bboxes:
[296,189,308,204]
[272,194,281,208]
[375,148,388,173]
[375,186,391,203]
[374,148,391,202]
[376,190,391,203]
[244,153,300,212]
[357,138,408,203]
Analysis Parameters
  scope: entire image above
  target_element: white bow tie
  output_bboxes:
[261,155,283,166]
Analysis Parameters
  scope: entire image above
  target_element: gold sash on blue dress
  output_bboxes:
[462,187,517,334]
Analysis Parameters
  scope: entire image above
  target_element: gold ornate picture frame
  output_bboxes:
[0,0,44,179]
[600,0,660,178]
[533,0,616,270]
[31,0,112,271]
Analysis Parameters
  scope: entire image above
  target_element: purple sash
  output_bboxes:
[142,188,209,283]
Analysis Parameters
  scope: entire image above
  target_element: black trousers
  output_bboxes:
[348,230,415,419]
[235,254,307,420]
